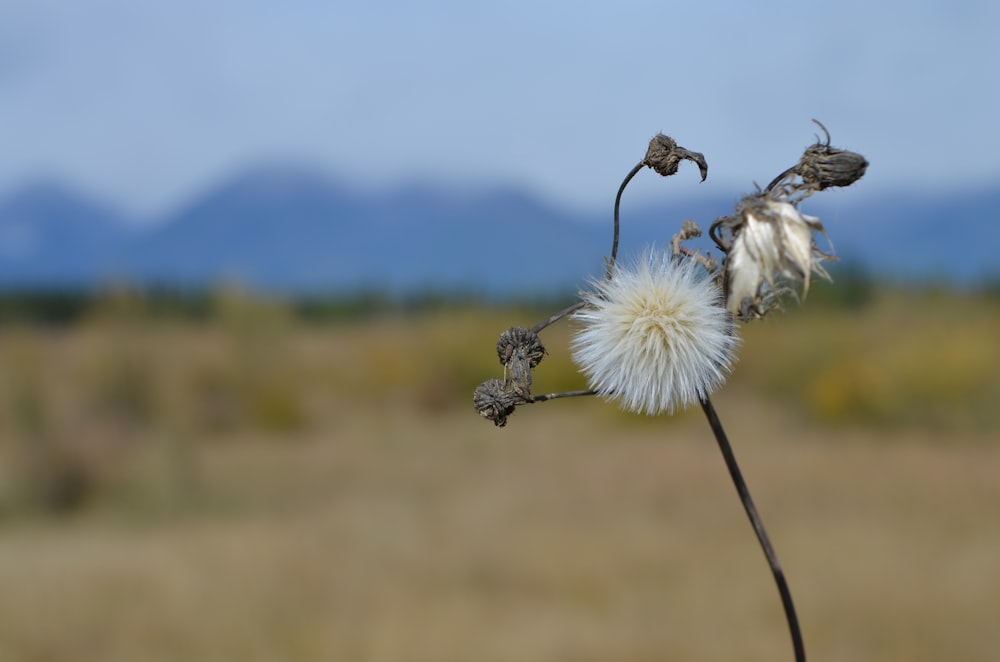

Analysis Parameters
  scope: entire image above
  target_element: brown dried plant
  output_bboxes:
[474,121,867,662]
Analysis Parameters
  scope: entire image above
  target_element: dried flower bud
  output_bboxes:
[795,121,868,191]
[644,134,709,182]
[797,144,868,190]
[679,219,702,240]
[474,378,519,427]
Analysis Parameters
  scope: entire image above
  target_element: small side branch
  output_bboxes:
[532,300,587,334]
[531,389,596,402]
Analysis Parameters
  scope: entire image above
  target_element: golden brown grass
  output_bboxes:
[0,290,998,660]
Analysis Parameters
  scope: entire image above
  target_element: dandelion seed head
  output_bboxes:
[571,251,738,415]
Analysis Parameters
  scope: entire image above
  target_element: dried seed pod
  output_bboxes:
[474,379,519,427]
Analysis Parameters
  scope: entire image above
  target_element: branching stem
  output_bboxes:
[699,395,806,662]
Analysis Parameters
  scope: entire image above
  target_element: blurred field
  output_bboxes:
[0,287,998,661]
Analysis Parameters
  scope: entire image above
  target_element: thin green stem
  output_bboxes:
[699,395,806,662]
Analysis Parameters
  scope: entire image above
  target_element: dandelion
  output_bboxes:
[571,250,737,415]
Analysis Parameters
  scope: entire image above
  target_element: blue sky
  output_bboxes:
[1,0,998,219]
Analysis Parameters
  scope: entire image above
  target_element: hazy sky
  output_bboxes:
[1,0,998,219]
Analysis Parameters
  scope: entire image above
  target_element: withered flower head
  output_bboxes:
[474,378,518,427]
[794,120,868,191]
[496,326,544,389]
[473,327,546,427]
[644,134,709,182]
[723,194,833,319]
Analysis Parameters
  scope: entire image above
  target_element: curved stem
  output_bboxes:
[699,395,806,662]
[534,158,645,333]
[608,161,645,277]
[765,165,797,193]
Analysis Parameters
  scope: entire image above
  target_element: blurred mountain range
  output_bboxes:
[1,166,997,295]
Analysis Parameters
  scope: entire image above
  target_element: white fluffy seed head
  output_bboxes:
[726,198,830,317]
[571,250,738,415]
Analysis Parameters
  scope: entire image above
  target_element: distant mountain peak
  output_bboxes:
[215,163,341,195]
[1,178,126,227]
[0,168,997,292]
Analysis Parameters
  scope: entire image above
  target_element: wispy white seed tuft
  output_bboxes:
[725,197,831,318]
[571,250,738,415]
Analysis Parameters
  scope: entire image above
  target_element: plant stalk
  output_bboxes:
[699,395,806,662]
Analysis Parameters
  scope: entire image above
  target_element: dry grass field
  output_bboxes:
[0,288,998,661]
